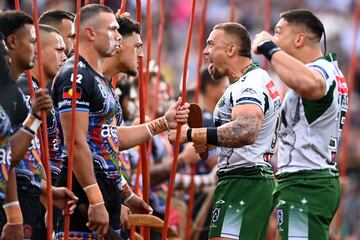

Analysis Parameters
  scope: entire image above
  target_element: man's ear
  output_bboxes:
[6,35,17,50]
[294,33,306,48]
[84,27,96,41]
[227,44,237,57]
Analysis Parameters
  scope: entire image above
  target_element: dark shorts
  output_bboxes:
[0,178,42,240]
[18,193,42,240]
[55,169,122,239]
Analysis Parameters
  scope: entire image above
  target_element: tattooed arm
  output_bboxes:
[170,104,263,148]
[217,104,263,147]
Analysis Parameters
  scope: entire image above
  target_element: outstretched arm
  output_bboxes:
[117,98,189,150]
[169,104,263,148]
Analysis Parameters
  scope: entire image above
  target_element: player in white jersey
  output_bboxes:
[252,9,347,240]
[169,22,281,240]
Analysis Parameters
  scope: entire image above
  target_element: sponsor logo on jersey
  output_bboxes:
[266,80,280,99]
[263,153,272,162]
[217,96,226,108]
[0,148,11,166]
[100,124,118,138]
[277,209,283,226]
[241,87,257,95]
[62,87,82,99]
[336,76,348,94]
[212,207,221,223]
[78,61,86,68]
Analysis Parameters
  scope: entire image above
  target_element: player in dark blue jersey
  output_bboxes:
[18,24,67,181]
[0,30,53,240]
[102,15,191,236]
[53,5,189,239]
[17,24,67,239]
[0,10,77,240]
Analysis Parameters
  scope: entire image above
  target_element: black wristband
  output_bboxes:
[207,127,218,146]
[22,126,35,136]
[31,112,41,120]
[257,40,281,61]
[187,128,192,142]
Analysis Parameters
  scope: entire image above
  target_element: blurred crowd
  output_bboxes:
[2,0,360,239]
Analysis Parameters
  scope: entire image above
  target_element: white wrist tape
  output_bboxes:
[145,124,153,137]
[22,113,42,136]
[123,193,135,204]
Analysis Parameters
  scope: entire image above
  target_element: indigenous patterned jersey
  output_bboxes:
[52,56,123,182]
[0,105,12,200]
[18,74,62,176]
[0,78,43,192]
[278,53,348,174]
[213,65,281,175]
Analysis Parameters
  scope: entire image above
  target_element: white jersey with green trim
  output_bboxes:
[213,65,281,174]
[278,53,348,174]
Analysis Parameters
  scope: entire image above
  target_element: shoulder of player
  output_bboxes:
[17,74,29,93]
[235,67,269,88]
[54,60,92,88]
[306,58,335,79]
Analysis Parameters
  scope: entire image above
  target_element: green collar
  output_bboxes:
[317,52,337,62]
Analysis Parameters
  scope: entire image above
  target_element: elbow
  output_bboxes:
[241,132,257,146]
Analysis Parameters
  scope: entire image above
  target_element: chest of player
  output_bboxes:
[87,76,121,121]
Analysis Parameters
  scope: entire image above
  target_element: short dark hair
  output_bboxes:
[213,22,251,58]
[39,9,74,25]
[200,68,222,94]
[39,24,61,35]
[280,9,326,51]
[0,10,33,39]
[80,4,113,26]
[116,16,141,37]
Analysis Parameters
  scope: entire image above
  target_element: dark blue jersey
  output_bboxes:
[0,105,13,200]
[52,56,123,183]
[18,74,62,176]
[0,77,43,193]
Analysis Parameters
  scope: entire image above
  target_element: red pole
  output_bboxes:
[63,0,81,239]
[14,0,20,10]
[151,0,165,120]
[140,1,151,234]
[144,0,152,108]
[229,0,235,22]
[135,1,150,239]
[162,0,197,239]
[120,0,127,14]
[186,1,207,239]
[32,0,53,239]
